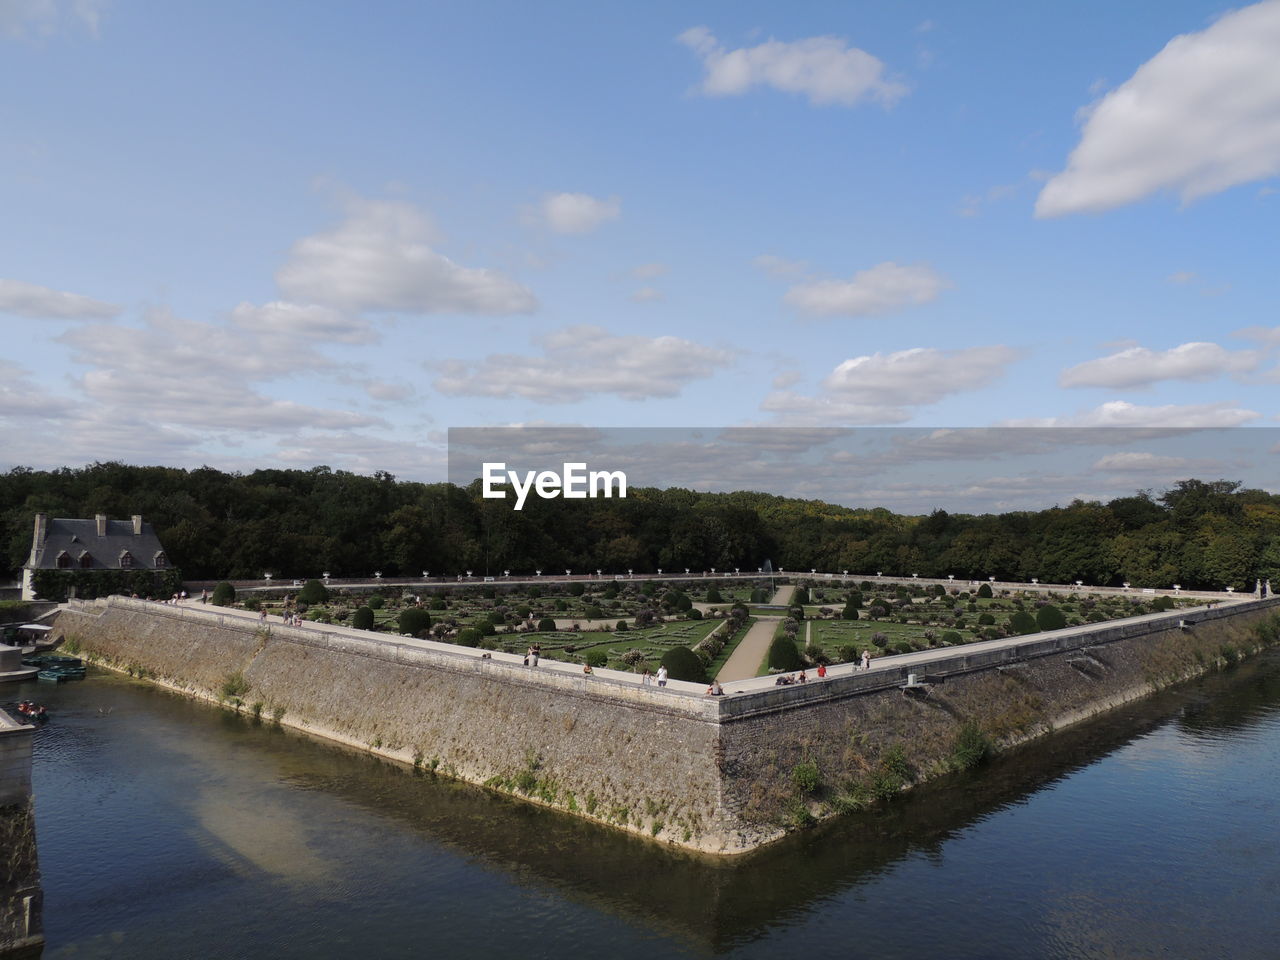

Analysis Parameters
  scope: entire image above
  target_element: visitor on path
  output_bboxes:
[524,647,532,666]
[200,589,208,604]
[656,665,668,687]
[641,669,652,686]
[797,671,807,684]
[259,608,267,623]
[861,649,872,671]
[583,663,593,675]
[816,664,827,679]
[531,644,541,667]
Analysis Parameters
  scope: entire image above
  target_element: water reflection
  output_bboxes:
[20,648,1280,958]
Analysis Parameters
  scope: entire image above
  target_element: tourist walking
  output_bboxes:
[656,665,668,688]
[531,644,540,667]
[861,649,872,671]
[641,669,652,686]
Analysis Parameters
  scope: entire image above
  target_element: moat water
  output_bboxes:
[11,650,1280,959]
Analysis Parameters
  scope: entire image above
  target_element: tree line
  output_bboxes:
[1,463,1276,591]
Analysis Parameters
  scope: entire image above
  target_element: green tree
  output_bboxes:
[768,635,803,671]
[298,578,329,604]
[660,646,707,683]
[399,607,432,636]
[211,581,236,606]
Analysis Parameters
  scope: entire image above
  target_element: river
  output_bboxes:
[12,649,1280,959]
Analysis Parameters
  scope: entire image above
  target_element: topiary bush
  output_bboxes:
[1035,604,1066,630]
[1009,610,1039,635]
[687,607,703,620]
[537,617,556,631]
[367,595,385,610]
[768,635,803,671]
[399,607,432,636]
[211,581,236,606]
[977,583,993,598]
[298,579,329,604]
[660,646,707,683]
[352,606,375,630]
[456,627,481,647]
[582,649,608,668]
[705,587,723,604]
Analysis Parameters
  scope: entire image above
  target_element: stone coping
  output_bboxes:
[61,593,1279,723]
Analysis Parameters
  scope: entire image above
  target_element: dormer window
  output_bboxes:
[79,551,93,569]
[119,550,135,569]
[56,551,72,569]
[154,551,168,569]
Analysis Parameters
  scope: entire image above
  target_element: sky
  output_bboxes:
[2,0,1278,511]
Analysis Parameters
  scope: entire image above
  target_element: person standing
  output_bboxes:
[861,649,872,671]
[531,644,540,667]
[656,665,668,688]
[816,663,827,679]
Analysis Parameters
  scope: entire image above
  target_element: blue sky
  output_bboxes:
[2,0,1278,509]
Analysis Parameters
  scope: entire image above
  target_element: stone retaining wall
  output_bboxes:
[53,595,1280,854]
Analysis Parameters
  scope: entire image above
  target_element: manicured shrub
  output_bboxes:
[352,606,375,630]
[941,631,962,645]
[660,646,707,683]
[1009,610,1039,635]
[399,607,432,636]
[585,604,603,619]
[838,644,860,663]
[793,586,810,605]
[298,579,328,604]
[429,597,446,610]
[616,620,628,631]
[686,607,703,620]
[569,583,585,596]
[978,612,995,625]
[367,595,385,610]
[705,587,723,604]
[211,581,236,606]
[537,617,556,631]
[768,635,803,671]
[582,649,608,668]
[456,627,481,647]
[1035,604,1066,630]
[751,588,767,604]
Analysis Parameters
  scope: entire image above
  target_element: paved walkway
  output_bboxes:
[769,584,795,605]
[716,617,780,683]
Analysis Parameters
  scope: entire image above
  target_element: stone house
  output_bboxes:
[22,514,170,600]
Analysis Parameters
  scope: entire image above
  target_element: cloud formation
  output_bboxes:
[541,192,621,234]
[277,198,536,315]
[761,345,1018,423]
[1037,1,1280,216]
[0,278,120,319]
[0,0,103,38]
[1059,342,1259,389]
[678,26,906,107]
[1003,400,1260,428]
[434,325,732,402]
[783,261,946,317]
[229,301,377,344]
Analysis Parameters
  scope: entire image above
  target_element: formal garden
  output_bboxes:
[205,577,772,680]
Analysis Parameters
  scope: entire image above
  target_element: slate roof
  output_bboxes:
[27,517,169,570]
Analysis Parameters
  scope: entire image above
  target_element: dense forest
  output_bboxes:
[1,463,1278,591]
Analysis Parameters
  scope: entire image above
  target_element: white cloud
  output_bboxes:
[631,262,668,280]
[1166,271,1197,285]
[752,253,809,279]
[1092,451,1208,473]
[59,308,383,434]
[1234,324,1280,347]
[276,197,536,315]
[433,325,732,402]
[761,345,1018,423]
[1003,400,1261,428]
[229,301,377,344]
[1059,342,1259,389]
[1036,1,1280,216]
[678,26,906,107]
[628,286,663,303]
[0,277,119,319]
[541,192,621,234]
[1,0,103,38]
[783,261,946,317]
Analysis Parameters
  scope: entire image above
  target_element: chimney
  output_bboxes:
[96,514,108,537]
[132,514,143,536]
[34,513,48,546]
